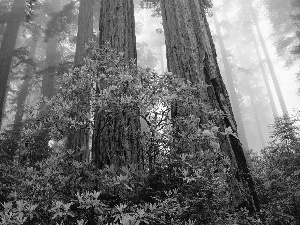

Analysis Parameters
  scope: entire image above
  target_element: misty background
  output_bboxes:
[1,0,299,153]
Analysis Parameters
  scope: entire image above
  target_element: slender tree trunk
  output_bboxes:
[41,38,59,99]
[74,0,94,65]
[13,38,38,133]
[249,0,288,115]
[66,0,94,162]
[161,0,259,213]
[159,37,165,73]
[92,0,143,169]
[251,27,279,118]
[213,9,249,150]
[247,81,267,148]
[0,0,25,128]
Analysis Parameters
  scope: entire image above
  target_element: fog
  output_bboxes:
[1,0,300,153]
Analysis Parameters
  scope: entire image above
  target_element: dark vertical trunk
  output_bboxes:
[0,0,25,128]
[249,0,288,115]
[213,9,249,150]
[66,0,94,161]
[251,27,279,118]
[161,0,259,213]
[13,38,38,133]
[98,0,137,62]
[41,38,59,99]
[92,0,143,169]
[74,0,94,66]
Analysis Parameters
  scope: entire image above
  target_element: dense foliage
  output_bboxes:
[248,114,300,225]
[0,45,266,225]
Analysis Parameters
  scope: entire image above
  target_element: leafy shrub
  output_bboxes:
[248,113,300,225]
[1,44,262,224]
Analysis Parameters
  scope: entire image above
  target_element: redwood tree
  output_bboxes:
[0,0,25,128]
[92,0,143,169]
[161,0,259,213]
[65,0,94,161]
[13,38,38,133]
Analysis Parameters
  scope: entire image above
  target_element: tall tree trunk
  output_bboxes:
[92,0,143,169]
[159,37,165,73]
[65,0,94,162]
[0,0,25,128]
[161,0,259,213]
[74,0,94,66]
[13,38,38,133]
[251,27,279,118]
[213,9,250,150]
[249,0,288,115]
[247,80,267,148]
[41,38,59,99]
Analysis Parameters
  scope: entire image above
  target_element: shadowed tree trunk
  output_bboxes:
[161,0,259,213]
[13,38,38,134]
[0,0,25,128]
[65,0,94,161]
[40,37,59,100]
[74,0,94,65]
[213,9,250,150]
[92,0,143,169]
[248,0,288,115]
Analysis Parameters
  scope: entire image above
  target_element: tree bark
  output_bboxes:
[0,0,25,128]
[92,0,143,169]
[66,0,94,162]
[248,0,288,115]
[212,9,250,150]
[13,38,38,134]
[161,0,259,213]
[74,0,94,66]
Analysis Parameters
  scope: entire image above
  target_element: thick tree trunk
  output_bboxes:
[13,38,38,133]
[0,0,25,128]
[251,27,279,118]
[66,0,94,162]
[213,9,249,150]
[92,0,143,169]
[161,0,259,213]
[249,0,288,115]
[98,0,137,63]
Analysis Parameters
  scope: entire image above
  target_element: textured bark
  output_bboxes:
[66,0,94,162]
[0,0,25,128]
[161,0,259,213]
[213,9,249,150]
[92,0,143,169]
[13,38,38,133]
[249,1,288,115]
[74,0,94,66]
[98,0,137,63]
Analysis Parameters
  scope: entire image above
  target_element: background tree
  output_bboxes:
[0,0,26,128]
[212,7,249,150]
